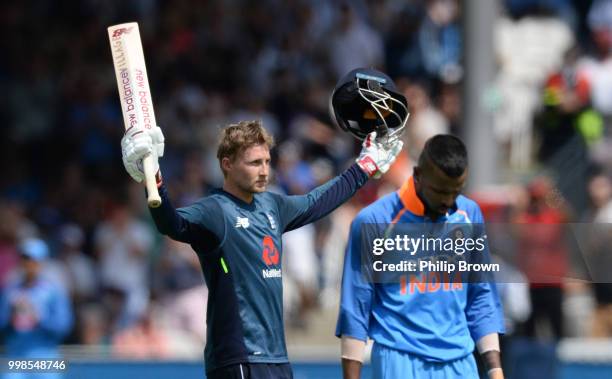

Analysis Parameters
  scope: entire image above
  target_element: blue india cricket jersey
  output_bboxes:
[336,177,505,362]
[150,163,368,373]
[0,277,73,358]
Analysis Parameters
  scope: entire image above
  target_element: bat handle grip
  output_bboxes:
[142,154,161,208]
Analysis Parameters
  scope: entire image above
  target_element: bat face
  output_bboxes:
[108,22,161,207]
[108,23,156,132]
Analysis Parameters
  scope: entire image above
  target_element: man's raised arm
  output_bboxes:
[276,132,402,232]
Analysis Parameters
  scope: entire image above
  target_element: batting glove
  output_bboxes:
[121,126,165,183]
[356,131,403,179]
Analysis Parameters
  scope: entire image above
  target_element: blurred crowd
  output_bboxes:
[1,0,612,364]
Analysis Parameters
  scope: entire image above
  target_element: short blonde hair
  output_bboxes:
[217,120,275,174]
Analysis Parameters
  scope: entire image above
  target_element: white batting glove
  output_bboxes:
[149,126,165,158]
[356,131,403,179]
[121,126,165,183]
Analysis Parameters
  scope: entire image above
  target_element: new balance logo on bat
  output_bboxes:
[235,217,250,228]
[112,27,134,37]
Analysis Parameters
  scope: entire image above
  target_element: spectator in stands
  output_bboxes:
[580,0,612,170]
[154,238,207,354]
[56,224,97,303]
[585,173,612,337]
[495,1,574,168]
[0,239,73,366]
[535,44,599,162]
[419,0,462,82]
[384,4,426,79]
[512,177,571,339]
[327,2,384,78]
[94,201,154,329]
[402,80,450,162]
[111,301,169,359]
[580,0,612,116]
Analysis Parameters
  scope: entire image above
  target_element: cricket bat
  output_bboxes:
[107,22,161,208]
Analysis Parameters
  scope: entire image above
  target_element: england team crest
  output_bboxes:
[266,213,277,230]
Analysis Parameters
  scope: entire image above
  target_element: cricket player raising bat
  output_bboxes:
[120,68,406,378]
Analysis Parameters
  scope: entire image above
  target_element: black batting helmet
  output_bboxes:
[330,68,409,141]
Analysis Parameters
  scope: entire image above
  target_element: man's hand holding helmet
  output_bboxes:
[356,131,403,179]
[330,68,409,179]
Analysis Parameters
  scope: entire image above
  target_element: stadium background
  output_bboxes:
[2,0,612,378]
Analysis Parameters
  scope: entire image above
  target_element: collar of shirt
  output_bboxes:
[397,176,456,221]
[211,188,258,211]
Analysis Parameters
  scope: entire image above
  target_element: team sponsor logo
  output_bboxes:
[262,268,282,278]
[262,236,281,278]
[235,216,250,228]
[262,236,279,265]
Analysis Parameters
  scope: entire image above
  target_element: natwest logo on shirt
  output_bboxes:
[263,268,281,278]
[261,236,281,279]
[262,236,279,265]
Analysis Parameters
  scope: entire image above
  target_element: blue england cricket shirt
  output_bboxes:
[150,163,368,373]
